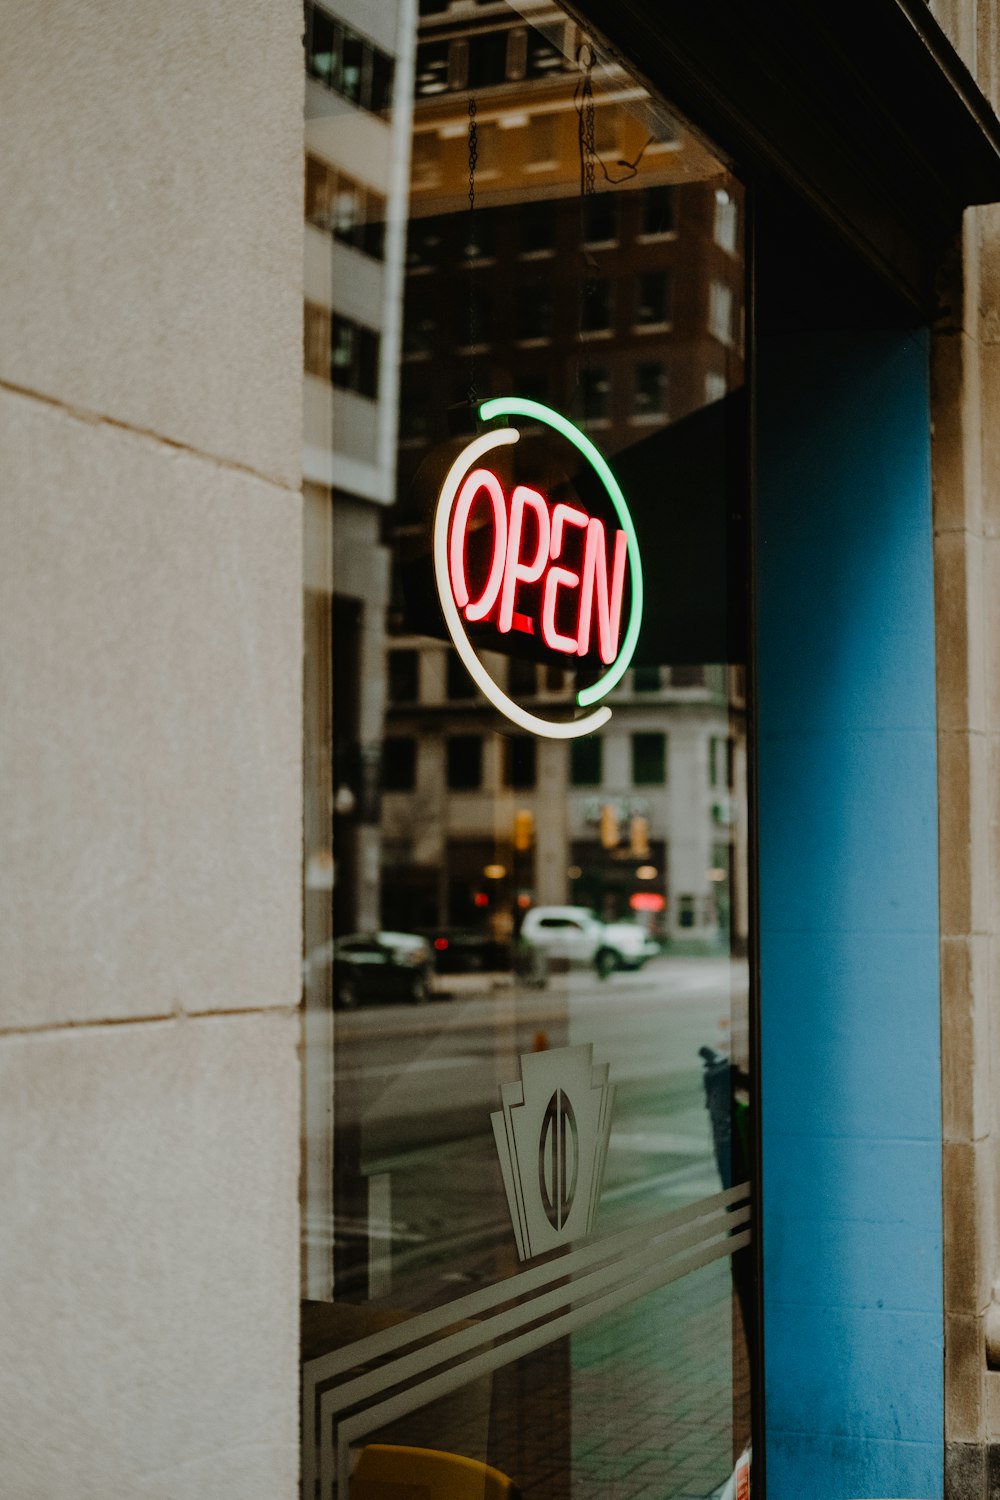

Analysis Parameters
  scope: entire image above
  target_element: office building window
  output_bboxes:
[571,736,603,786]
[306,2,394,115]
[642,184,675,236]
[388,649,419,703]
[583,195,617,245]
[581,278,613,333]
[306,156,386,260]
[383,737,417,791]
[331,314,380,398]
[709,279,735,345]
[636,270,672,326]
[508,657,537,697]
[632,732,667,785]
[581,367,610,423]
[447,735,483,790]
[633,665,661,692]
[517,285,554,341]
[633,362,668,418]
[714,187,738,252]
[671,664,705,687]
[503,736,537,789]
[446,650,476,700]
[520,200,555,254]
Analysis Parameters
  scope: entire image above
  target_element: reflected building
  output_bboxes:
[380,0,748,950]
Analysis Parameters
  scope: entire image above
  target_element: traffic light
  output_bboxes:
[600,803,620,849]
[513,809,535,851]
[630,814,650,858]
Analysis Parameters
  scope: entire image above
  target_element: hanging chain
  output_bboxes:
[575,45,597,416]
[466,94,479,407]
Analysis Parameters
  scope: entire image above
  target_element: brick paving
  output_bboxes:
[372,1255,750,1499]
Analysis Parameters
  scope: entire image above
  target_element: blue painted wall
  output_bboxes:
[757,332,942,1499]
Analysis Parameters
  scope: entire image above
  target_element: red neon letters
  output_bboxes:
[449,470,628,664]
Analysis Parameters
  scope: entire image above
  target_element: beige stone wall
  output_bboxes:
[0,3,303,1497]
[929,0,1000,1480]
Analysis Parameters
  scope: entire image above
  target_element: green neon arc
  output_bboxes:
[478,397,643,707]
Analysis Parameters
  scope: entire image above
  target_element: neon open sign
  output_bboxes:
[433,398,643,739]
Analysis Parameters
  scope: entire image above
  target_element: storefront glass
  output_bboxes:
[302,1,752,1494]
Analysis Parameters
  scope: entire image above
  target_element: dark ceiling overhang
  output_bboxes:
[568,0,1000,316]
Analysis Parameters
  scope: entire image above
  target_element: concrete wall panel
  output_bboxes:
[0,0,303,487]
[0,1012,299,1500]
[0,388,301,1028]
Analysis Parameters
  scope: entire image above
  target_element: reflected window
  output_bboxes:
[507,657,537,697]
[636,270,672,325]
[447,735,483,790]
[306,3,394,115]
[383,737,417,791]
[518,285,554,342]
[633,361,667,418]
[503,736,536,789]
[581,278,613,334]
[642,184,676,236]
[330,314,380,398]
[709,279,735,345]
[446,649,476,700]
[571,736,603,786]
[581,367,610,423]
[583,195,617,245]
[632,731,667,784]
[520,201,555,254]
[388,649,419,703]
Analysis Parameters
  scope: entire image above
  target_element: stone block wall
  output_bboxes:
[929,3,1000,1495]
[0,3,304,1496]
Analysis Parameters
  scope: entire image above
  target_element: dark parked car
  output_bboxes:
[313,931,434,1008]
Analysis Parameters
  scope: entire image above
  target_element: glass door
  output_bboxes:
[302,2,752,1494]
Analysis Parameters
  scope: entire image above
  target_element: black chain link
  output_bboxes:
[576,45,597,409]
[467,95,479,406]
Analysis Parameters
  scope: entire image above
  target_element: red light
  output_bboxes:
[450,468,507,621]
[516,893,532,909]
[447,473,628,665]
[630,892,665,912]
[473,892,489,908]
[434,937,449,951]
[498,486,550,635]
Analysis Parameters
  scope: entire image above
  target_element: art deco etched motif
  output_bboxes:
[433,398,644,739]
[491,1042,615,1260]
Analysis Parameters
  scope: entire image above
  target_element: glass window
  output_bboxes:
[388,648,419,703]
[642,183,676,236]
[581,366,610,423]
[583,194,617,245]
[571,735,603,786]
[520,200,555,254]
[632,665,661,692]
[503,735,536,789]
[632,731,667,784]
[581,277,613,333]
[507,657,536,697]
[517,284,554,341]
[636,269,672,325]
[446,649,476,699]
[302,8,752,1498]
[633,361,668,417]
[709,278,735,344]
[383,736,417,791]
[446,734,483,789]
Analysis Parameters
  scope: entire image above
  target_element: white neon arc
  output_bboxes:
[433,428,612,741]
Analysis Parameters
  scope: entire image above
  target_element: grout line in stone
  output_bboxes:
[0,1003,301,1041]
[0,375,301,496]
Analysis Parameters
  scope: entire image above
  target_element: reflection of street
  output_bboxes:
[322,956,747,1298]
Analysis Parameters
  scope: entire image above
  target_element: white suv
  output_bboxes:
[520,905,659,978]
